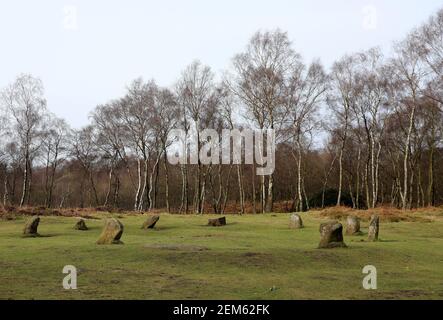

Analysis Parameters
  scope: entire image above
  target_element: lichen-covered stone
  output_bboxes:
[289,213,303,229]
[142,215,160,229]
[208,217,226,227]
[23,216,40,237]
[74,218,88,231]
[346,216,362,235]
[96,218,124,245]
[318,221,347,249]
[368,215,379,241]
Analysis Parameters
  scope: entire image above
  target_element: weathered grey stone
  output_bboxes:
[368,215,379,241]
[346,216,362,235]
[318,221,347,249]
[289,213,303,229]
[96,218,124,245]
[142,215,160,229]
[23,216,40,237]
[74,218,88,231]
[208,217,226,227]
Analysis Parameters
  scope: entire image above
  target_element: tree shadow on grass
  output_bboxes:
[199,222,239,227]
[21,233,59,238]
[77,226,99,231]
[145,226,180,231]
[349,238,400,243]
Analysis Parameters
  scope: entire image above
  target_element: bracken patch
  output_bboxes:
[317,206,438,223]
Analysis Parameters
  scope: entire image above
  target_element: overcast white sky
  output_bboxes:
[0,0,442,128]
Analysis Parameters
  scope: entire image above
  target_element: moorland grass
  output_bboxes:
[0,211,442,300]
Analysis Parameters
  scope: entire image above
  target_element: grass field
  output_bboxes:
[0,210,443,300]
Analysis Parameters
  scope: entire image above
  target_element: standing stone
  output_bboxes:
[74,218,88,231]
[208,217,226,227]
[142,215,160,229]
[23,216,40,237]
[368,215,379,241]
[318,221,347,249]
[289,214,303,229]
[346,216,362,235]
[96,218,124,245]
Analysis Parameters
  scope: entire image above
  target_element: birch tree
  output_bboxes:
[41,115,70,208]
[176,61,216,214]
[388,34,428,210]
[229,29,297,212]
[1,74,47,207]
[328,56,357,206]
[283,60,328,212]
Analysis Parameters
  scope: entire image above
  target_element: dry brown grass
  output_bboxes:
[201,200,294,214]
[0,204,163,220]
[2,203,443,223]
[316,205,443,223]
[0,205,101,220]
